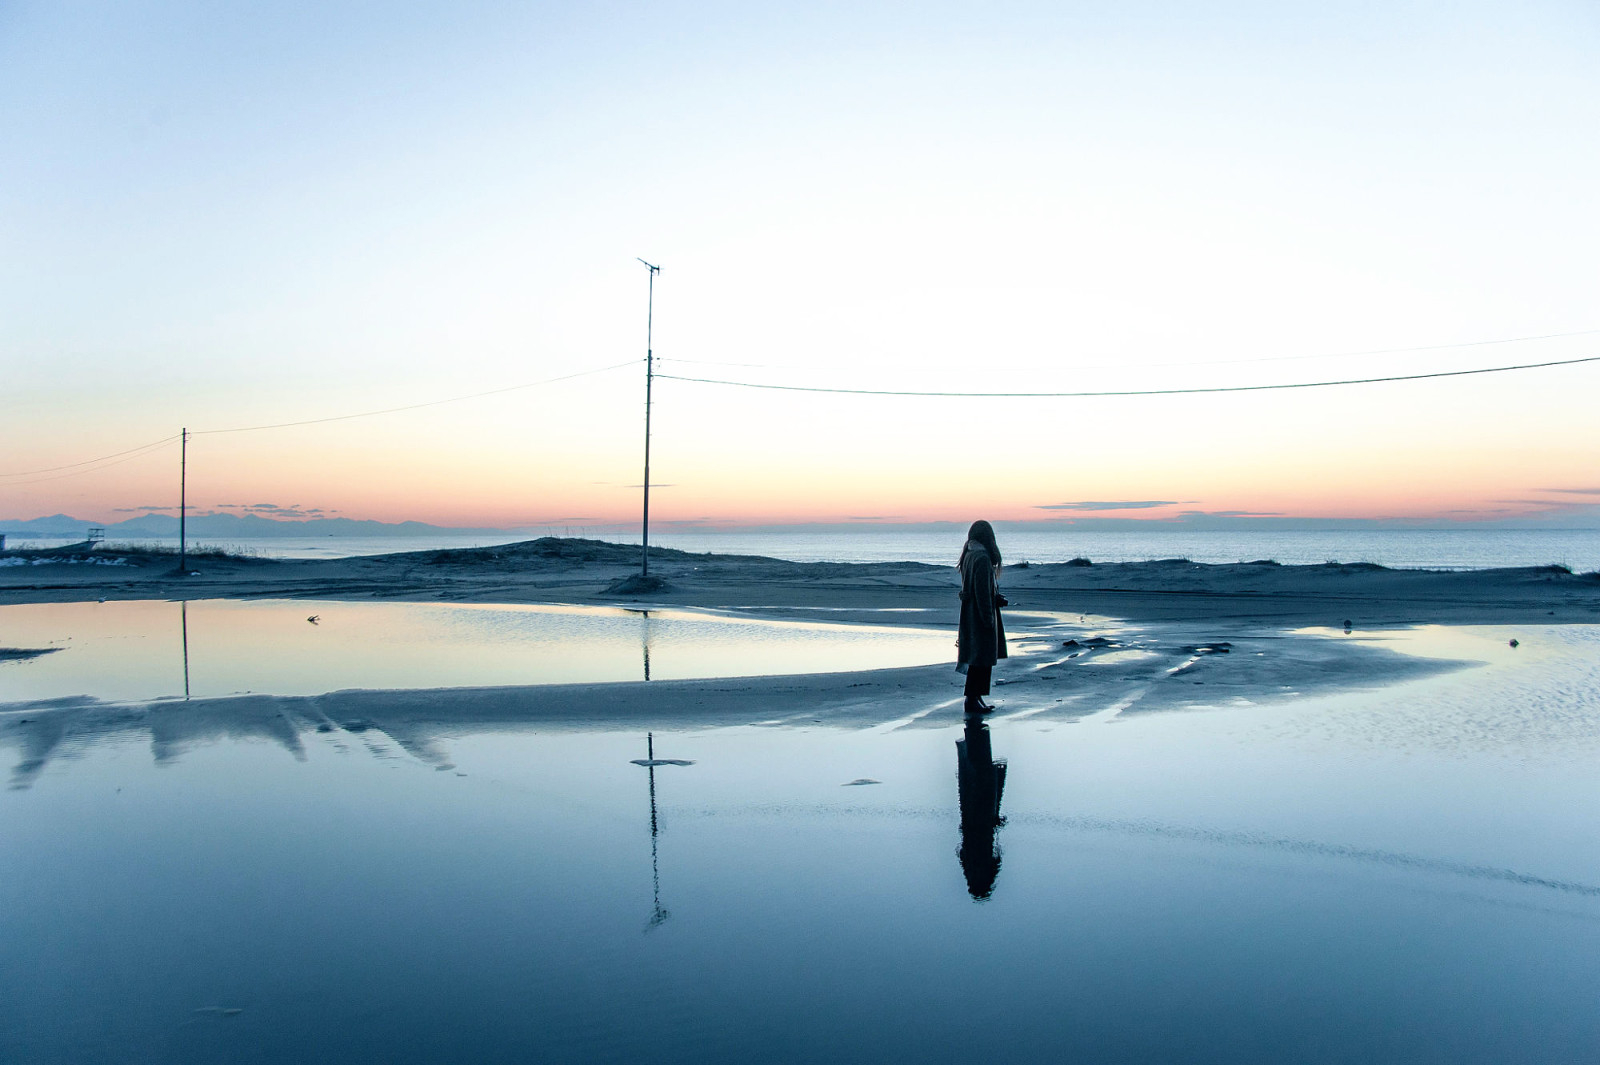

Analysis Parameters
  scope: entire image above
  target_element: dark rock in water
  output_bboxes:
[1509,638,1519,648]
[342,720,375,733]
[607,573,671,595]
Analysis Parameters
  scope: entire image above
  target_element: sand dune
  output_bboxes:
[2,537,1597,626]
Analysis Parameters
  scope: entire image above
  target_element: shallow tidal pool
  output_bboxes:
[0,599,955,703]
[2,622,1599,1063]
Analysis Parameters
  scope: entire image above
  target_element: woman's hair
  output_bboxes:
[962,520,1001,567]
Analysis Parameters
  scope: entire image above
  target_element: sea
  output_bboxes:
[5,527,1599,571]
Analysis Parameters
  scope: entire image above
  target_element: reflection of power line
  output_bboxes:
[658,353,1600,399]
[645,734,669,929]
[632,732,696,931]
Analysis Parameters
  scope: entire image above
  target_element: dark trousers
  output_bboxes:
[964,661,993,698]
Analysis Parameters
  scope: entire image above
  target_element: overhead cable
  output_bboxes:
[655,354,1600,399]
[0,433,181,479]
[1143,326,1600,369]
[2,358,639,481]
[195,358,641,434]
[2,436,181,486]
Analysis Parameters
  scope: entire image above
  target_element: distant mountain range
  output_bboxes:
[0,512,518,539]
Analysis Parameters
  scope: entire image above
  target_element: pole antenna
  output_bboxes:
[637,259,660,577]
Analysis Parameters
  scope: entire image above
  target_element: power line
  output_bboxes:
[195,358,641,434]
[0,433,180,478]
[655,354,1600,399]
[659,326,1600,376]
[1,358,639,482]
[1106,326,1600,371]
[2,436,182,487]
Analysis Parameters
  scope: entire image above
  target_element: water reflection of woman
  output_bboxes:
[957,520,1008,715]
[957,716,1007,900]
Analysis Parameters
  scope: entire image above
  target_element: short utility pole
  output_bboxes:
[637,258,660,577]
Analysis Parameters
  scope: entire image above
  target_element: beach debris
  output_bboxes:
[306,615,319,624]
[631,758,695,767]
[1509,638,1519,648]
[842,778,881,786]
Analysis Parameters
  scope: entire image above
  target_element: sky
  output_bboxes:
[3,0,1599,530]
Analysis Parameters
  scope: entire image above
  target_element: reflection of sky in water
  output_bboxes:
[3,625,1599,1061]
[0,600,954,703]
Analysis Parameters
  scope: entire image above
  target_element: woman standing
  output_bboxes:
[957,520,1008,714]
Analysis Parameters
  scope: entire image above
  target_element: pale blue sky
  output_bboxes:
[4,1,1598,524]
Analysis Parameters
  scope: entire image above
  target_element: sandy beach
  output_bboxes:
[5,536,1598,624]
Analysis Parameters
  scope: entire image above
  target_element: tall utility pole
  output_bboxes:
[637,258,660,577]
[178,427,189,574]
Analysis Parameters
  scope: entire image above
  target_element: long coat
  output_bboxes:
[957,540,1008,669]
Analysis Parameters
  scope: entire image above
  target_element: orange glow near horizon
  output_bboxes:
[7,345,1600,530]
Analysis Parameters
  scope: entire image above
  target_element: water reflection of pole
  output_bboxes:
[641,610,652,682]
[645,732,669,929]
[181,600,190,700]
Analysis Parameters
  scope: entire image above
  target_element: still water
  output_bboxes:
[2,624,1599,1063]
[0,600,953,704]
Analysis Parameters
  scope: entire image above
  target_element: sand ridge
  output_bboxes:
[1,536,1598,627]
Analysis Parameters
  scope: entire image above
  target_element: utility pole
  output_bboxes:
[178,427,188,575]
[637,258,660,577]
